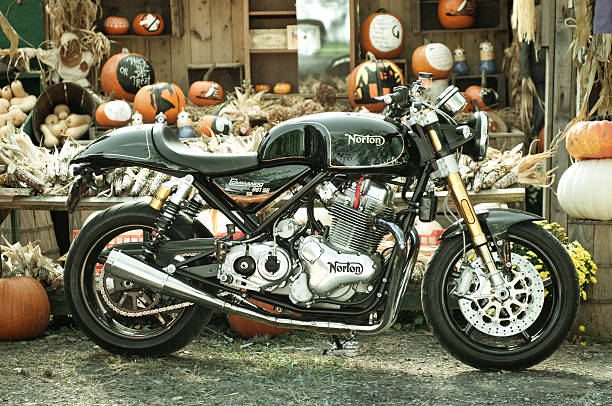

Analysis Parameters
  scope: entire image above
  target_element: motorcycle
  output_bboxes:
[64,78,579,370]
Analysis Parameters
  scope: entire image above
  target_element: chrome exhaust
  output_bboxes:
[104,222,419,335]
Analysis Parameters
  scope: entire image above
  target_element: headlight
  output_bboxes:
[435,86,467,117]
[463,111,488,162]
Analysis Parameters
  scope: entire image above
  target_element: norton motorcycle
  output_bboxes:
[64,78,579,371]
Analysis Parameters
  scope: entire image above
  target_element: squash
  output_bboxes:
[566,120,612,160]
[40,124,60,148]
[96,100,132,126]
[465,85,498,111]
[104,14,130,35]
[557,158,612,220]
[254,84,271,93]
[227,299,291,339]
[53,104,70,120]
[359,9,405,59]
[0,114,6,127]
[411,43,453,79]
[273,82,292,94]
[101,52,155,101]
[438,0,476,29]
[133,13,164,36]
[0,98,8,113]
[8,95,36,113]
[198,115,233,137]
[44,114,59,126]
[66,113,92,128]
[188,64,223,106]
[0,276,50,341]
[7,109,26,126]
[1,85,12,100]
[134,82,186,124]
[10,80,27,98]
[348,55,405,112]
[65,123,90,140]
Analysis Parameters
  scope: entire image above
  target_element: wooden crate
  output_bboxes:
[249,29,288,49]
[567,218,612,336]
[0,210,60,260]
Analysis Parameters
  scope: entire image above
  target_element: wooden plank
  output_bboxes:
[231,0,244,63]
[589,265,612,305]
[189,0,213,65]
[567,219,596,256]
[170,0,185,37]
[593,223,612,267]
[211,0,234,63]
[148,37,173,82]
[578,302,612,336]
[542,0,556,219]
[243,0,251,81]
[170,0,192,91]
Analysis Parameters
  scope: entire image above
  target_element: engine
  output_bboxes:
[217,179,395,306]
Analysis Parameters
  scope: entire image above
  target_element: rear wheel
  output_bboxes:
[64,201,212,356]
[422,221,579,370]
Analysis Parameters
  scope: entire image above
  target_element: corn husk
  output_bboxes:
[0,237,63,288]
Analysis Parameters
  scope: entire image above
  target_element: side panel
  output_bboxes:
[212,165,310,197]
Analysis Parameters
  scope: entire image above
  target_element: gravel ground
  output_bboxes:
[0,322,610,406]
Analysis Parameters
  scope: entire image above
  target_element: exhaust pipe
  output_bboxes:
[104,222,419,335]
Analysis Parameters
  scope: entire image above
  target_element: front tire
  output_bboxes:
[64,201,213,356]
[422,221,579,370]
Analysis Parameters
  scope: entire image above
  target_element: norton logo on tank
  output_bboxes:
[345,133,386,146]
[329,261,364,275]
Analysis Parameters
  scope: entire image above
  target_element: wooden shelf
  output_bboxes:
[187,63,243,69]
[107,34,173,39]
[249,10,296,17]
[421,27,505,34]
[262,92,348,99]
[249,49,297,54]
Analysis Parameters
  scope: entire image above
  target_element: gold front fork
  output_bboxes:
[427,130,508,295]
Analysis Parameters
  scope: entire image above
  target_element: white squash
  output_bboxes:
[557,158,612,220]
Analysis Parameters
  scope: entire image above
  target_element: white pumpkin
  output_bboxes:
[557,158,612,220]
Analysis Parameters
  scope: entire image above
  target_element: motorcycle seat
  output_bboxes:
[152,124,259,176]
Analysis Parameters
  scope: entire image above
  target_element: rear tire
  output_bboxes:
[64,201,213,356]
[422,221,579,370]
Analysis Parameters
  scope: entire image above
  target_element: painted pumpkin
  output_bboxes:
[465,85,498,111]
[558,158,612,220]
[227,299,291,339]
[254,84,271,93]
[104,16,130,35]
[101,53,155,101]
[438,0,476,29]
[273,82,291,94]
[359,9,405,59]
[461,92,474,112]
[348,58,405,112]
[566,120,612,160]
[95,100,132,126]
[411,43,453,79]
[134,82,186,124]
[0,276,50,341]
[198,115,233,137]
[188,65,223,106]
[133,13,164,36]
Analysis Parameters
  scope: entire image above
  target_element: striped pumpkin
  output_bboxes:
[566,120,612,160]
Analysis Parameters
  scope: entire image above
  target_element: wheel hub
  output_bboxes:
[457,253,546,337]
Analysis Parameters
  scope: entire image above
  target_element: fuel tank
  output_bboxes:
[258,112,406,170]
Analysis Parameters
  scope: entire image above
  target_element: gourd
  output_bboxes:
[40,124,60,148]
[198,115,233,137]
[1,85,12,100]
[0,276,50,341]
[104,10,130,35]
[0,98,8,113]
[133,13,164,36]
[254,84,271,93]
[227,299,291,339]
[359,9,405,59]
[53,104,70,120]
[566,120,612,160]
[9,95,36,113]
[95,100,132,126]
[465,85,498,111]
[348,54,405,112]
[273,82,292,94]
[188,64,223,106]
[134,82,186,124]
[66,113,92,128]
[10,80,27,98]
[438,0,476,29]
[101,52,155,101]
[6,109,26,126]
[65,123,90,140]
[557,158,612,220]
[411,43,453,79]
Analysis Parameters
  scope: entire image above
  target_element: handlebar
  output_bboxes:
[382,86,411,105]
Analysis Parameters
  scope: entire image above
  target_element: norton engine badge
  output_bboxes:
[344,133,386,146]
[329,261,364,275]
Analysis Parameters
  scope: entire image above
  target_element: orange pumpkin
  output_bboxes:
[134,82,186,124]
[438,0,476,29]
[101,53,155,101]
[538,126,545,153]
[104,15,130,35]
[254,84,271,93]
[465,85,498,111]
[198,115,233,137]
[0,276,50,341]
[133,13,164,36]
[411,43,453,79]
[227,299,291,339]
[96,100,132,127]
[273,82,291,94]
[360,9,405,59]
[348,57,404,112]
[188,65,223,106]
[566,120,612,160]
[461,92,474,112]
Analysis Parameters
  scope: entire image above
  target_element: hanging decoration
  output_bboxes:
[511,0,535,43]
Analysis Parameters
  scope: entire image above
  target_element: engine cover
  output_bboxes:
[298,235,379,297]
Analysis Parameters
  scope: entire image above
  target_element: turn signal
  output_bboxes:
[150,185,171,211]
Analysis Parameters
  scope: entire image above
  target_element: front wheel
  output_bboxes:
[422,221,579,370]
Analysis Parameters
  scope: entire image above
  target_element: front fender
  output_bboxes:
[439,208,543,241]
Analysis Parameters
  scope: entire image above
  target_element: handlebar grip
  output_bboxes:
[386,87,411,105]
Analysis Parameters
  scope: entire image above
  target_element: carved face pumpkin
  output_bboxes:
[104,16,130,35]
[348,59,405,112]
[438,0,476,29]
[188,81,223,106]
[133,13,164,36]
[134,82,186,124]
[101,53,155,101]
[198,115,233,137]
[254,84,271,93]
[273,82,292,94]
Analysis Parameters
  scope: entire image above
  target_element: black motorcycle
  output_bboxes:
[64,79,579,371]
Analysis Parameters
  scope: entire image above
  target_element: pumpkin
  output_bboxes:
[104,16,130,35]
[188,64,223,106]
[227,299,291,339]
[134,82,186,124]
[95,100,132,127]
[101,53,155,101]
[464,85,498,111]
[273,82,291,94]
[198,115,233,137]
[566,120,612,160]
[254,84,271,93]
[359,9,405,59]
[133,13,164,36]
[461,92,474,112]
[538,126,545,153]
[438,0,476,29]
[558,158,612,220]
[348,56,405,112]
[411,43,453,79]
[0,276,50,341]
